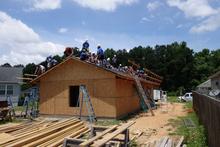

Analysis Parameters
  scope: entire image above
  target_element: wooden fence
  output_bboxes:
[193,91,220,147]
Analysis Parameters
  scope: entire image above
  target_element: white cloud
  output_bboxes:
[58,27,68,33]
[71,0,138,12]
[140,17,151,23]
[167,0,217,18]
[29,0,61,11]
[176,24,183,29]
[147,1,162,11]
[0,11,64,65]
[190,11,220,33]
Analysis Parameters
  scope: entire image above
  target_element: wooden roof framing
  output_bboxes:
[31,57,161,86]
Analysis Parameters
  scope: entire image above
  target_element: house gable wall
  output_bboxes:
[39,59,118,118]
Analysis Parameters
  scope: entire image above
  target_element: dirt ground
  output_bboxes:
[128,102,187,145]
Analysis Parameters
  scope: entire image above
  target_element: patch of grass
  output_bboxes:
[129,140,138,147]
[14,106,24,112]
[0,118,23,125]
[169,102,207,147]
[167,96,180,103]
[95,119,122,126]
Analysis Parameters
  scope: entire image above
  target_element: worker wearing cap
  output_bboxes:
[112,54,117,68]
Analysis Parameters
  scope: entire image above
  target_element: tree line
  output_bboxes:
[2,41,219,93]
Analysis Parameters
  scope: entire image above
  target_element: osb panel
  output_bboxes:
[39,79,117,118]
[115,79,140,118]
[40,59,115,82]
[115,78,136,97]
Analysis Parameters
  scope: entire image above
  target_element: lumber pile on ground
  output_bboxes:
[142,136,185,147]
[0,118,89,147]
[64,121,135,147]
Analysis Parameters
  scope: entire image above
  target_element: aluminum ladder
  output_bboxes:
[134,75,155,116]
[7,95,16,117]
[79,85,97,123]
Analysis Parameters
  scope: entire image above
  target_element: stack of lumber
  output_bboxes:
[0,118,89,147]
[64,121,135,147]
[143,136,184,147]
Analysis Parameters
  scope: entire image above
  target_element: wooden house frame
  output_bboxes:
[31,57,161,118]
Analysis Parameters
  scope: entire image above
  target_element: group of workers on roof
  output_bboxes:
[34,40,158,82]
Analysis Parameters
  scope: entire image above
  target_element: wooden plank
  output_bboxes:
[92,121,135,147]
[3,119,78,147]
[24,74,37,77]
[176,136,184,147]
[80,125,118,147]
[155,138,163,147]
[48,127,88,147]
[32,126,85,147]
[74,129,90,139]
[9,119,76,140]
[166,139,173,147]
[0,133,15,144]
[23,122,84,147]
[159,136,169,147]
[16,77,33,80]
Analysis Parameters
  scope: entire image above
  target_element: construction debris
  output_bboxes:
[142,136,185,147]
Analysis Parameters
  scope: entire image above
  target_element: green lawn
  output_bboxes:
[167,96,180,103]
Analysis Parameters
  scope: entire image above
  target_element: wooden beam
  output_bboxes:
[48,127,88,147]
[176,136,184,147]
[23,122,84,147]
[16,77,33,80]
[80,125,118,147]
[92,122,135,147]
[24,74,38,77]
[3,119,78,146]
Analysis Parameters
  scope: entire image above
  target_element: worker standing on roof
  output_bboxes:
[97,44,104,66]
[46,56,53,69]
[34,64,45,76]
[82,40,89,52]
[112,54,117,68]
[80,40,90,61]
[64,47,74,58]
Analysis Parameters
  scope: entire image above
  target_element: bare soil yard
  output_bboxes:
[128,102,187,145]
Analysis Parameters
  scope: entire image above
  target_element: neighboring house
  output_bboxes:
[31,57,161,119]
[209,71,220,98]
[210,71,220,90]
[196,79,211,95]
[0,67,23,106]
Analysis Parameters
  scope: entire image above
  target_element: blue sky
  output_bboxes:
[0,0,220,65]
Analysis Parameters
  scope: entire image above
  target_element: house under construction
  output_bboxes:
[31,57,162,119]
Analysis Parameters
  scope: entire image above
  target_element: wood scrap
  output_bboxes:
[92,121,135,147]
[80,125,118,147]
[176,136,184,147]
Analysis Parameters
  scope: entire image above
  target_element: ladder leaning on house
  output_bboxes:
[7,95,16,117]
[79,85,97,123]
[134,75,155,116]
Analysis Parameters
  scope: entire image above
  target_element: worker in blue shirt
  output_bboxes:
[80,40,90,60]
[97,44,104,65]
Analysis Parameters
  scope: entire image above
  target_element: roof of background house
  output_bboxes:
[31,57,161,86]
[197,79,211,88]
[0,67,23,83]
[209,70,220,79]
